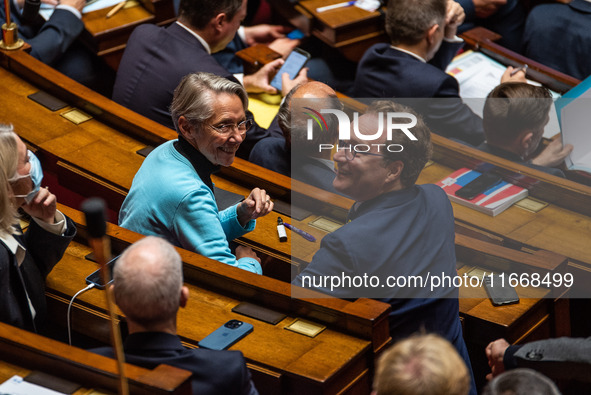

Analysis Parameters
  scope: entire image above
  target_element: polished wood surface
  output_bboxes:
[80,0,175,68]
[45,205,386,395]
[0,322,192,394]
[0,48,581,390]
[270,0,386,62]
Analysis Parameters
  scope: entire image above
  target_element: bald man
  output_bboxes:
[91,236,258,395]
[249,81,344,194]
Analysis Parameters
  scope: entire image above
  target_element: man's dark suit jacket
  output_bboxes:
[0,1,112,92]
[92,332,258,395]
[523,0,591,81]
[0,217,76,333]
[0,1,82,64]
[249,138,345,195]
[352,42,485,146]
[478,143,566,178]
[112,22,276,158]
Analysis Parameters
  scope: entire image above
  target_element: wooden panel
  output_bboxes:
[0,323,192,395]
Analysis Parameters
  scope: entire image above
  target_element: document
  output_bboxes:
[0,375,66,395]
[557,75,591,172]
[446,51,561,139]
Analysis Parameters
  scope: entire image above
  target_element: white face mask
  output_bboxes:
[9,150,44,204]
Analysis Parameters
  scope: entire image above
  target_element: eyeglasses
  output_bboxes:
[207,119,253,136]
[337,141,388,161]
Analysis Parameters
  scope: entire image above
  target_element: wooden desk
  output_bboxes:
[45,205,390,395]
[0,322,192,394]
[80,0,175,69]
[0,49,579,381]
[270,0,386,62]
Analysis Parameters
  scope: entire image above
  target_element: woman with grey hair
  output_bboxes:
[0,125,76,332]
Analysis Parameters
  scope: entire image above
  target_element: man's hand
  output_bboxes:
[531,138,573,167]
[235,245,261,262]
[22,187,57,224]
[485,338,510,380]
[281,67,308,96]
[243,25,290,46]
[243,58,283,94]
[473,0,507,18]
[60,0,86,12]
[268,37,300,58]
[501,66,527,83]
[236,187,273,227]
[444,0,465,39]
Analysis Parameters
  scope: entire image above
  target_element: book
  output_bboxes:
[555,74,591,173]
[436,168,528,216]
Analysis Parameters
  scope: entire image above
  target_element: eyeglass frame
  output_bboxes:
[337,141,390,161]
[206,118,253,136]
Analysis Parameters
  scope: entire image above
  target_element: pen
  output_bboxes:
[106,0,126,18]
[510,64,528,77]
[316,0,356,13]
[284,223,316,242]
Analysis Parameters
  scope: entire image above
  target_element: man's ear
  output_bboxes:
[520,131,534,152]
[212,12,227,32]
[385,160,404,183]
[426,24,440,47]
[179,286,189,308]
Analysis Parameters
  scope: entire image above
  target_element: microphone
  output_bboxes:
[21,0,41,24]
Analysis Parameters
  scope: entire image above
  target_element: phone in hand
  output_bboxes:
[483,275,520,306]
[270,48,311,91]
[198,320,253,350]
[455,173,502,200]
[85,256,119,290]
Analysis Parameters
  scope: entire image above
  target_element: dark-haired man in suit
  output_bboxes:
[91,236,258,395]
[352,0,525,147]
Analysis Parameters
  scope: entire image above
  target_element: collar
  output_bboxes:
[348,187,419,222]
[570,0,591,13]
[124,332,185,353]
[176,21,211,54]
[173,136,219,192]
[390,46,426,63]
[481,143,525,162]
[0,229,26,266]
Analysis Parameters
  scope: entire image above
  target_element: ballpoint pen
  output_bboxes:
[316,1,356,13]
[284,222,317,242]
[510,64,528,77]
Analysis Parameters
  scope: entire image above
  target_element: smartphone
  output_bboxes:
[455,173,502,200]
[270,48,311,91]
[483,275,519,306]
[198,320,253,350]
[85,256,119,290]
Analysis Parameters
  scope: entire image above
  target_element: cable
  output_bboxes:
[67,283,95,346]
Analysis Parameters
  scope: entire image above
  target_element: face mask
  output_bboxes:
[10,150,44,204]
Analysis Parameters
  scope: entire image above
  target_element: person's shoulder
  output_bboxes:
[189,348,248,375]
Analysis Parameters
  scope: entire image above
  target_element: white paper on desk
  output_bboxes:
[0,375,67,395]
[561,99,591,172]
[40,0,123,20]
[446,51,561,138]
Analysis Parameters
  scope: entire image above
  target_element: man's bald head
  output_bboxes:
[278,81,342,152]
[113,236,184,327]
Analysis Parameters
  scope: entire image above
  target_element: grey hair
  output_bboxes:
[170,72,249,133]
[113,236,183,326]
[0,124,20,235]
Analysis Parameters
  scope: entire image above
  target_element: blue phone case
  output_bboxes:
[198,320,253,350]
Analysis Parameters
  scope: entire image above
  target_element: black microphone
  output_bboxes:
[21,0,41,24]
